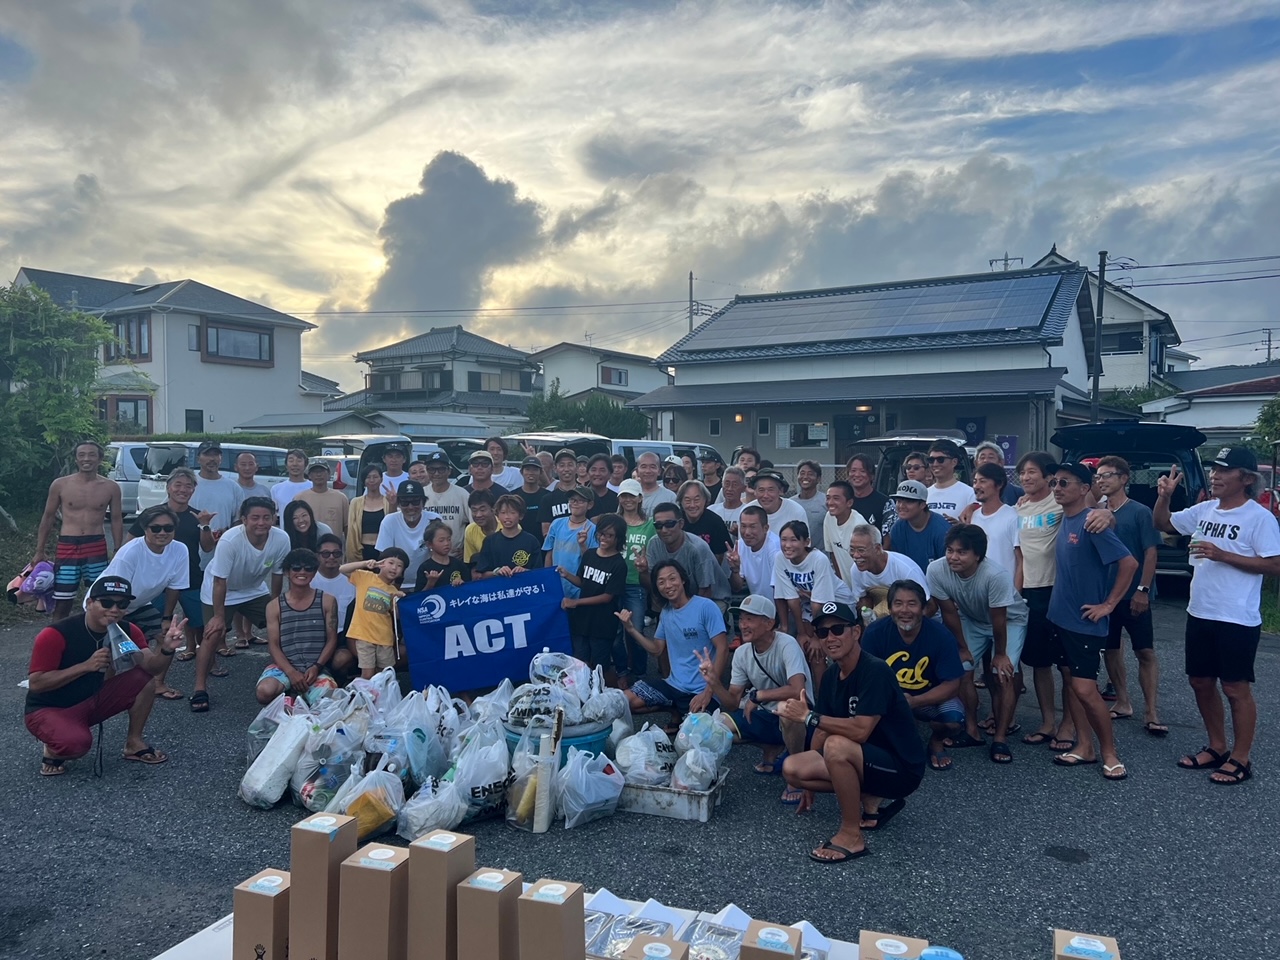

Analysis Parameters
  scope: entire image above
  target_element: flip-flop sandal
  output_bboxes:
[780,786,805,805]
[249,636,269,646]
[233,639,251,650]
[175,650,196,662]
[860,797,905,830]
[209,666,229,679]
[156,688,184,701]
[40,757,68,777]
[1049,738,1077,752]
[808,841,870,864]
[1102,763,1127,781]
[989,741,1013,764]
[1022,731,1055,745]
[944,731,985,749]
[929,750,953,772]
[1144,722,1170,738]
[1109,710,1133,720]
[1210,758,1252,785]
[216,647,236,658]
[1177,746,1227,770]
[123,746,168,765]
[189,691,210,713]
[1053,752,1098,767]
[754,751,789,775]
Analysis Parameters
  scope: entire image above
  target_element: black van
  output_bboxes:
[850,430,975,496]
[1051,421,1208,577]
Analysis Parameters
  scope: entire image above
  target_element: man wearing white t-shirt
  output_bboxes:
[189,441,239,534]
[482,437,523,491]
[846,525,929,611]
[751,470,807,530]
[727,505,781,599]
[1156,447,1280,785]
[373,480,441,584]
[312,533,357,636]
[420,450,470,557]
[961,462,1020,579]
[191,497,290,713]
[925,440,975,522]
[823,480,869,585]
[710,466,749,531]
[379,445,411,496]
[271,449,313,521]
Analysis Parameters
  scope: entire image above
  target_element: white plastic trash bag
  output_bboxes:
[239,713,311,809]
[291,722,366,811]
[246,692,293,764]
[528,651,592,701]
[324,763,365,814]
[507,682,583,727]
[471,678,515,722]
[448,720,511,823]
[606,717,633,759]
[336,756,406,840]
[351,666,402,715]
[671,746,717,792]
[674,710,733,760]
[582,686,630,726]
[397,778,469,840]
[555,748,624,829]
[614,723,677,786]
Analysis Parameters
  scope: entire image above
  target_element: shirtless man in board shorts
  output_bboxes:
[33,441,123,620]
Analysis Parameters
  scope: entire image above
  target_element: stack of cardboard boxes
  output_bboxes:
[231,817,1120,960]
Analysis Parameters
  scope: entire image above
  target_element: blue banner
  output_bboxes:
[398,567,573,692]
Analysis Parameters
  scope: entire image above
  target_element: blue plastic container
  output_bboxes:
[503,721,611,768]
[920,949,964,960]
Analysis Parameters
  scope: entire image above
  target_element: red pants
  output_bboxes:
[25,668,153,758]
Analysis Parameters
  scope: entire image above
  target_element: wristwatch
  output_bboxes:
[200,525,212,533]
[748,690,761,705]
[806,710,821,730]
[1136,585,1151,594]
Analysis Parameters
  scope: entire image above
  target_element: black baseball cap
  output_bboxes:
[1211,447,1258,472]
[750,469,789,491]
[520,456,543,470]
[811,600,861,626]
[397,480,426,501]
[197,440,222,455]
[697,451,725,465]
[90,577,135,602]
[420,450,450,467]
[1048,461,1094,485]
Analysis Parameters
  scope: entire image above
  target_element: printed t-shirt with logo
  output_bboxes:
[814,650,926,778]
[1170,498,1280,627]
[861,616,964,697]
[622,519,656,586]
[926,481,976,521]
[772,550,853,619]
[422,484,472,556]
[1016,494,1062,589]
[346,569,399,647]
[1046,511,1131,637]
[414,557,471,593]
[473,530,543,575]
[569,549,628,639]
[653,595,726,694]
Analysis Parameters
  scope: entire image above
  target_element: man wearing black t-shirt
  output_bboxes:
[515,457,549,537]
[585,454,620,518]
[847,454,896,538]
[541,448,581,536]
[25,576,188,777]
[779,601,926,863]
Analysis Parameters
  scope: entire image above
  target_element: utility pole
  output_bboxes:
[688,271,694,333]
[1091,251,1107,424]
[988,252,1024,271]
[1266,329,1274,363]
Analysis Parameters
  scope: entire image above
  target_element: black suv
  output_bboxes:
[850,431,975,496]
[1051,421,1207,577]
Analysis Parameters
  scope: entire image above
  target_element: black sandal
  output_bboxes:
[860,797,905,830]
[945,731,985,749]
[1177,746,1227,770]
[1210,758,1252,785]
[189,691,210,713]
[989,741,1013,764]
[39,757,67,777]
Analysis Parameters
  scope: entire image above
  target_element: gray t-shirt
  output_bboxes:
[1108,498,1161,600]
[790,493,828,550]
[190,475,242,533]
[647,532,729,600]
[641,485,677,519]
[729,631,814,703]
[926,557,1028,625]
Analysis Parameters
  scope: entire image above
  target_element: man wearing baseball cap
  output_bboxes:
[751,469,807,530]
[698,450,725,503]
[1156,446,1280,785]
[25,576,189,777]
[778,600,926,862]
[886,479,951,574]
[514,456,550,537]
[420,450,470,556]
[374,480,442,581]
[457,449,510,498]
[694,594,813,788]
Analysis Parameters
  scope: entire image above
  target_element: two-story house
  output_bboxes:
[529,342,672,404]
[631,260,1105,462]
[327,325,538,430]
[16,267,323,434]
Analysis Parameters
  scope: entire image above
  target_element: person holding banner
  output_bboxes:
[474,495,543,579]
[558,513,628,671]
[414,521,470,593]
[617,560,728,731]
[339,549,408,678]
[543,486,599,597]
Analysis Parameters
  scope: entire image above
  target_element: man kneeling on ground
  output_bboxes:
[861,580,965,771]
[779,601,926,863]
[25,577,187,777]
[692,594,813,799]
[257,548,348,705]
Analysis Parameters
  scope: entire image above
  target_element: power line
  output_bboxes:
[1131,272,1280,288]
[1125,255,1280,270]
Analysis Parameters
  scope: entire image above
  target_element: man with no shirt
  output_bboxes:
[34,441,123,620]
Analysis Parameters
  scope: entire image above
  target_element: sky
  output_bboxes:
[1,0,1279,392]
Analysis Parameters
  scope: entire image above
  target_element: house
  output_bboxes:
[1141,362,1280,447]
[16,267,320,434]
[233,411,381,435]
[366,409,492,439]
[326,325,536,430]
[529,342,672,405]
[630,260,1111,463]
[1033,246,1194,390]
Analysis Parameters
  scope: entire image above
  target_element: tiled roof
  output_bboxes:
[1165,363,1280,393]
[356,325,533,363]
[18,268,140,310]
[325,389,529,415]
[530,342,657,364]
[630,367,1070,408]
[1182,375,1280,397]
[656,265,1088,365]
[300,370,344,396]
[236,411,377,430]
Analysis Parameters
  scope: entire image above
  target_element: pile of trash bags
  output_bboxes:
[614,711,732,792]
[506,655,631,732]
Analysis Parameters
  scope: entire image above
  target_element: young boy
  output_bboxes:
[558,513,628,671]
[473,495,543,579]
[339,548,408,678]
[415,521,471,593]
[543,486,599,597]
[463,489,498,566]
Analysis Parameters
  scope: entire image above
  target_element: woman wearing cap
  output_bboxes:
[616,478,655,681]
[662,459,688,493]
[347,464,388,562]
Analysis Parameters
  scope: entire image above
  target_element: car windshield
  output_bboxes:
[144,444,191,477]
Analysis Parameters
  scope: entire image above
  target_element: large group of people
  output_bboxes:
[22,437,1280,865]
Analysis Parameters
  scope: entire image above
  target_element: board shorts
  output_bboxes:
[354,640,396,671]
[630,677,717,711]
[53,535,110,601]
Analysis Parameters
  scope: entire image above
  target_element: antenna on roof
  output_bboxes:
[584,330,593,346]
[988,252,1024,271]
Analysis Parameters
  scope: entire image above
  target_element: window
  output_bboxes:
[188,325,200,351]
[601,365,629,386]
[426,369,452,391]
[105,313,150,362]
[202,319,274,367]
[501,369,522,391]
[185,409,204,433]
[776,422,829,449]
[468,371,498,392]
[758,417,770,436]
[1099,331,1143,354]
[708,418,721,437]
[98,396,152,433]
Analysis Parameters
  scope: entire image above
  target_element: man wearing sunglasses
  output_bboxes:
[311,533,356,638]
[26,576,188,777]
[641,503,728,603]
[925,440,975,523]
[256,548,343,704]
[778,601,926,863]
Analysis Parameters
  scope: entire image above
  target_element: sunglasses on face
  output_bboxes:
[927,456,952,463]
[95,598,130,610]
[814,623,853,639]
[663,476,681,484]
[653,519,681,530]
[1094,472,1121,481]
[1048,478,1081,488]
[317,550,343,558]
[289,564,318,573]
[147,524,175,533]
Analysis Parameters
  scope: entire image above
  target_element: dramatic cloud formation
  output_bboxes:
[0,0,1278,386]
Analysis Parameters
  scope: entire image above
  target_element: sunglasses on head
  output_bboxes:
[289,563,318,573]
[814,623,854,639]
[317,549,343,558]
[147,524,176,533]
[95,597,130,610]
[653,519,681,530]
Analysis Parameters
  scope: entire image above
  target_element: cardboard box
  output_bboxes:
[290,813,358,960]
[859,930,930,960]
[740,919,802,959]
[338,844,410,960]
[407,830,475,960]
[1054,929,1121,960]
[518,879,586,960]
[233,869,290,960]
[456,868,523,960]
[622,934,691,959]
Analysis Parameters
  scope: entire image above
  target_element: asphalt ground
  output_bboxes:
[0,596,1275,960]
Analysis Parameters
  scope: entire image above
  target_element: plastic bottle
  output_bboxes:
[859,605,876,624]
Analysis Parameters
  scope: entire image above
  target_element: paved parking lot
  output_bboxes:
[0,596,1273,959]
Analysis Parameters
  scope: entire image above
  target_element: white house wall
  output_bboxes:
[540,349,670,397]
[1156,395,1268,431]
[1046,304,1090,392]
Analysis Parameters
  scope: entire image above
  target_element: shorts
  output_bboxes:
[202,594,270,629]
[1105,603,1155,652]
[258,666,335,689]
[959,616,1026,670]
[355,640,397,671]
[1057,626,1108,682]
[911,697,966,726]
[149,589,205,630]
[53,535,110,601]
[124,605,163,641]
[571,633,614,669]
[1185,614,1261,684]
[630,677,716,711]
[1019,586,1067,669]
[725,704,814,748]
[858,741,924,800]
[25,667,153,759]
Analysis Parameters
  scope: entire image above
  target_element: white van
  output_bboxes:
[105,441,150,519]
[136,441,289,512]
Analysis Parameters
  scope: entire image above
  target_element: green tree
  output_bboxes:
[525,379,651,437]
[526,379,577,430]
[1103,382,1176,414]
[1255,394,1280,444]
[0,283,115,505]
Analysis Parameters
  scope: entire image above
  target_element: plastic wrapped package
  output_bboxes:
[396,778,469,840]
[506,718,555,831]
[674,710,733,760]
[555,748,624,829]
[290,722,366,811]
[681,919,745,960]
[506,683,583,727]
[587,916,673,958]
[671,746,717,792]
[528,651,592,701]
[614,723,678,786]
[239,714,311,809]
[582,686,631,726]
[363,730,413,785]
[582,910,616,951]
[246,692,293,764]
